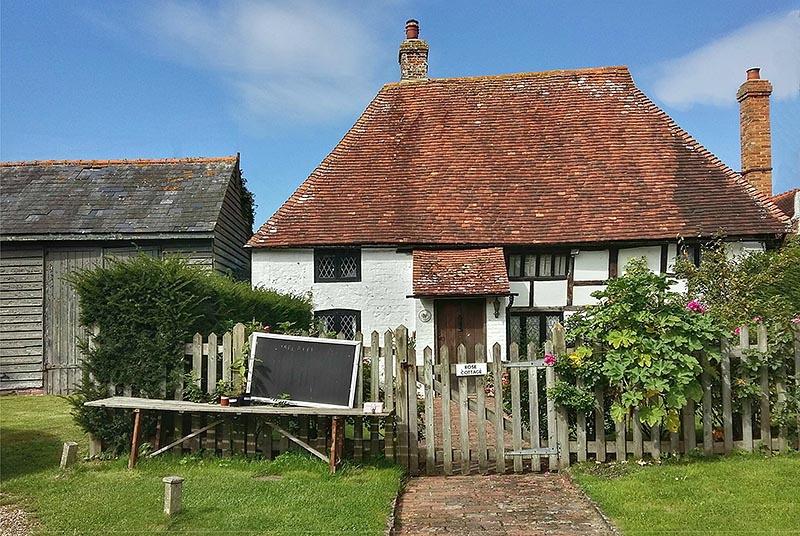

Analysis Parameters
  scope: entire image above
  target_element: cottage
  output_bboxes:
[0,156,252,393]
[248,21,791,361]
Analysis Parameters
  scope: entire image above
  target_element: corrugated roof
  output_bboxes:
[412,248,510,297]
[1,156,238,238]
[249,66,789,248]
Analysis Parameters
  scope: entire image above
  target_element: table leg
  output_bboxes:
[129,409,141,470]
[330,417,339,473]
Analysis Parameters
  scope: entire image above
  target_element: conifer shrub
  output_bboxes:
[67,254,311,452]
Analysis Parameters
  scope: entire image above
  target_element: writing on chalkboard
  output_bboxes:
[246,333,361,409]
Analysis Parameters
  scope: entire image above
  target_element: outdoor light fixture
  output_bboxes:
[493,297,501,318]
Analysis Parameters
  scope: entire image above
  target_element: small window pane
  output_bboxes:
[524,255,537,277]
[553,255,567,277]
[526,318,541,348]
[509,315,522,347]
[545,315,561,340]
[339,314,357,339]
[508,255,522,277]
[318,256,336,279]
[538,255,552,277]
[340,255,358,278]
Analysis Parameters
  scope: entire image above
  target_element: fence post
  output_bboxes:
[163,476,184,515]
[441,345,453,475]
[60,441,78,469]
[552,324,570,469]
[544,340,558,470]
[738,326,753,451]
[795,323,800,450]
[423,346,436,475]
[757,324,771,452]
[492,343,506,474]
[720,337,734,454]
[395,325,409,471]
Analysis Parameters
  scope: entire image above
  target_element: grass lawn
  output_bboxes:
[0,395,404,535]
[571,451,800,536]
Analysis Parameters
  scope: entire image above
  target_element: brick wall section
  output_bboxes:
[399,39,428,80]
[737,76,773,197]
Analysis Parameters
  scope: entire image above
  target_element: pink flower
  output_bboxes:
[792,318,800,324]
[263,326,270,332]
[686,301,707,313]
[544,354,556,366]
[753,316,761,323]
[733,327,741,335]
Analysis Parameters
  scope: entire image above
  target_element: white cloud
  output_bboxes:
[652,10,800,108]
[140,0,385,121]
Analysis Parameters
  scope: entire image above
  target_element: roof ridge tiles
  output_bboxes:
[0,156,238,168]
[381,65,632,89]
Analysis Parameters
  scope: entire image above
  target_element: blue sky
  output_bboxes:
[2,1,798,229]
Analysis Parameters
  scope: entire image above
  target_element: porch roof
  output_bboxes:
[411,247,510,297]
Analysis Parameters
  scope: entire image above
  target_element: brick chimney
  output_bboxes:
[399,19,428,81]
[737,68,772,197]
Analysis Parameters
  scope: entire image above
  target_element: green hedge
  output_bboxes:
[67,254,312,452]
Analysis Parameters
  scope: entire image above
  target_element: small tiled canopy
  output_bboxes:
[412,248,510,297]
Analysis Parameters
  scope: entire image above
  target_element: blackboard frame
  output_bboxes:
[245,333,362,409]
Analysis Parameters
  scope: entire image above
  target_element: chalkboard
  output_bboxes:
[246,333,361,409]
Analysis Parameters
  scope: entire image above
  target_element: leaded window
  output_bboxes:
[315,309,361,339]
[507,252,569,279]
[508,313,563,354]
[314,249,361,282]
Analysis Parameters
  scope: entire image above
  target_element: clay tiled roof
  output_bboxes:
[249,66,789,248]
[772,188,798,219]
[1,157,238,239]
[412,248,510,297]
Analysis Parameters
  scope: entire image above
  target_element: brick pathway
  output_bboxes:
[392,473,618,535]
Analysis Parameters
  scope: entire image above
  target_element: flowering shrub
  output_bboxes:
[562,258,724,431]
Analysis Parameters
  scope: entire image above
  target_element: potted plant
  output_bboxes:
[217,379,234,407]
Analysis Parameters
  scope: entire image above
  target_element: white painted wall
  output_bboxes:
[573,249,609,280]
[486,298,507,362]
[509,281,530,307]
[619,246,662,273]
[533,280,568,307]
[251,248,415,337]
[573,285,605,306]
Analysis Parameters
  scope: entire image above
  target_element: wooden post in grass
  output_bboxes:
[60,441,78,469]
[163,476,184,515]
[129,408,142,470]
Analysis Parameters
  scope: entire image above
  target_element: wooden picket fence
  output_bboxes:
[158,324,404,462]
[103,322,799,475]
[543,322,800,468]
[404,323,800,476]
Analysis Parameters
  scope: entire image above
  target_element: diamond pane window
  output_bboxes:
[508,313,563,354]
[318,256,336,279]
[314,249,361,282]
[314,309,361,340]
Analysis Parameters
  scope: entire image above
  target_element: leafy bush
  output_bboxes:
[562,258,724,431]
[67,254,312,452]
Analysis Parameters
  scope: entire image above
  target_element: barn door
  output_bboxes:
[44,248,101,394]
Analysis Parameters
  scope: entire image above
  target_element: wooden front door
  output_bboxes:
[435,299,486,362]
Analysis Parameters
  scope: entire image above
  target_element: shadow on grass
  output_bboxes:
[0,427,67,480]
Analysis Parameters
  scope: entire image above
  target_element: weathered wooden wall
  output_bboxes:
[0,245,45,390]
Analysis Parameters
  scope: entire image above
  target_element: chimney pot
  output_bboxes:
[405,19,419,39]
[746,67,761,80]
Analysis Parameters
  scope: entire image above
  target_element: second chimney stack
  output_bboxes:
[737,68,773,197]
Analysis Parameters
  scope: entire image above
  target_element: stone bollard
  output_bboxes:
[60,441,78,469]
[163,476,185,515]
[88,435,102,458]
